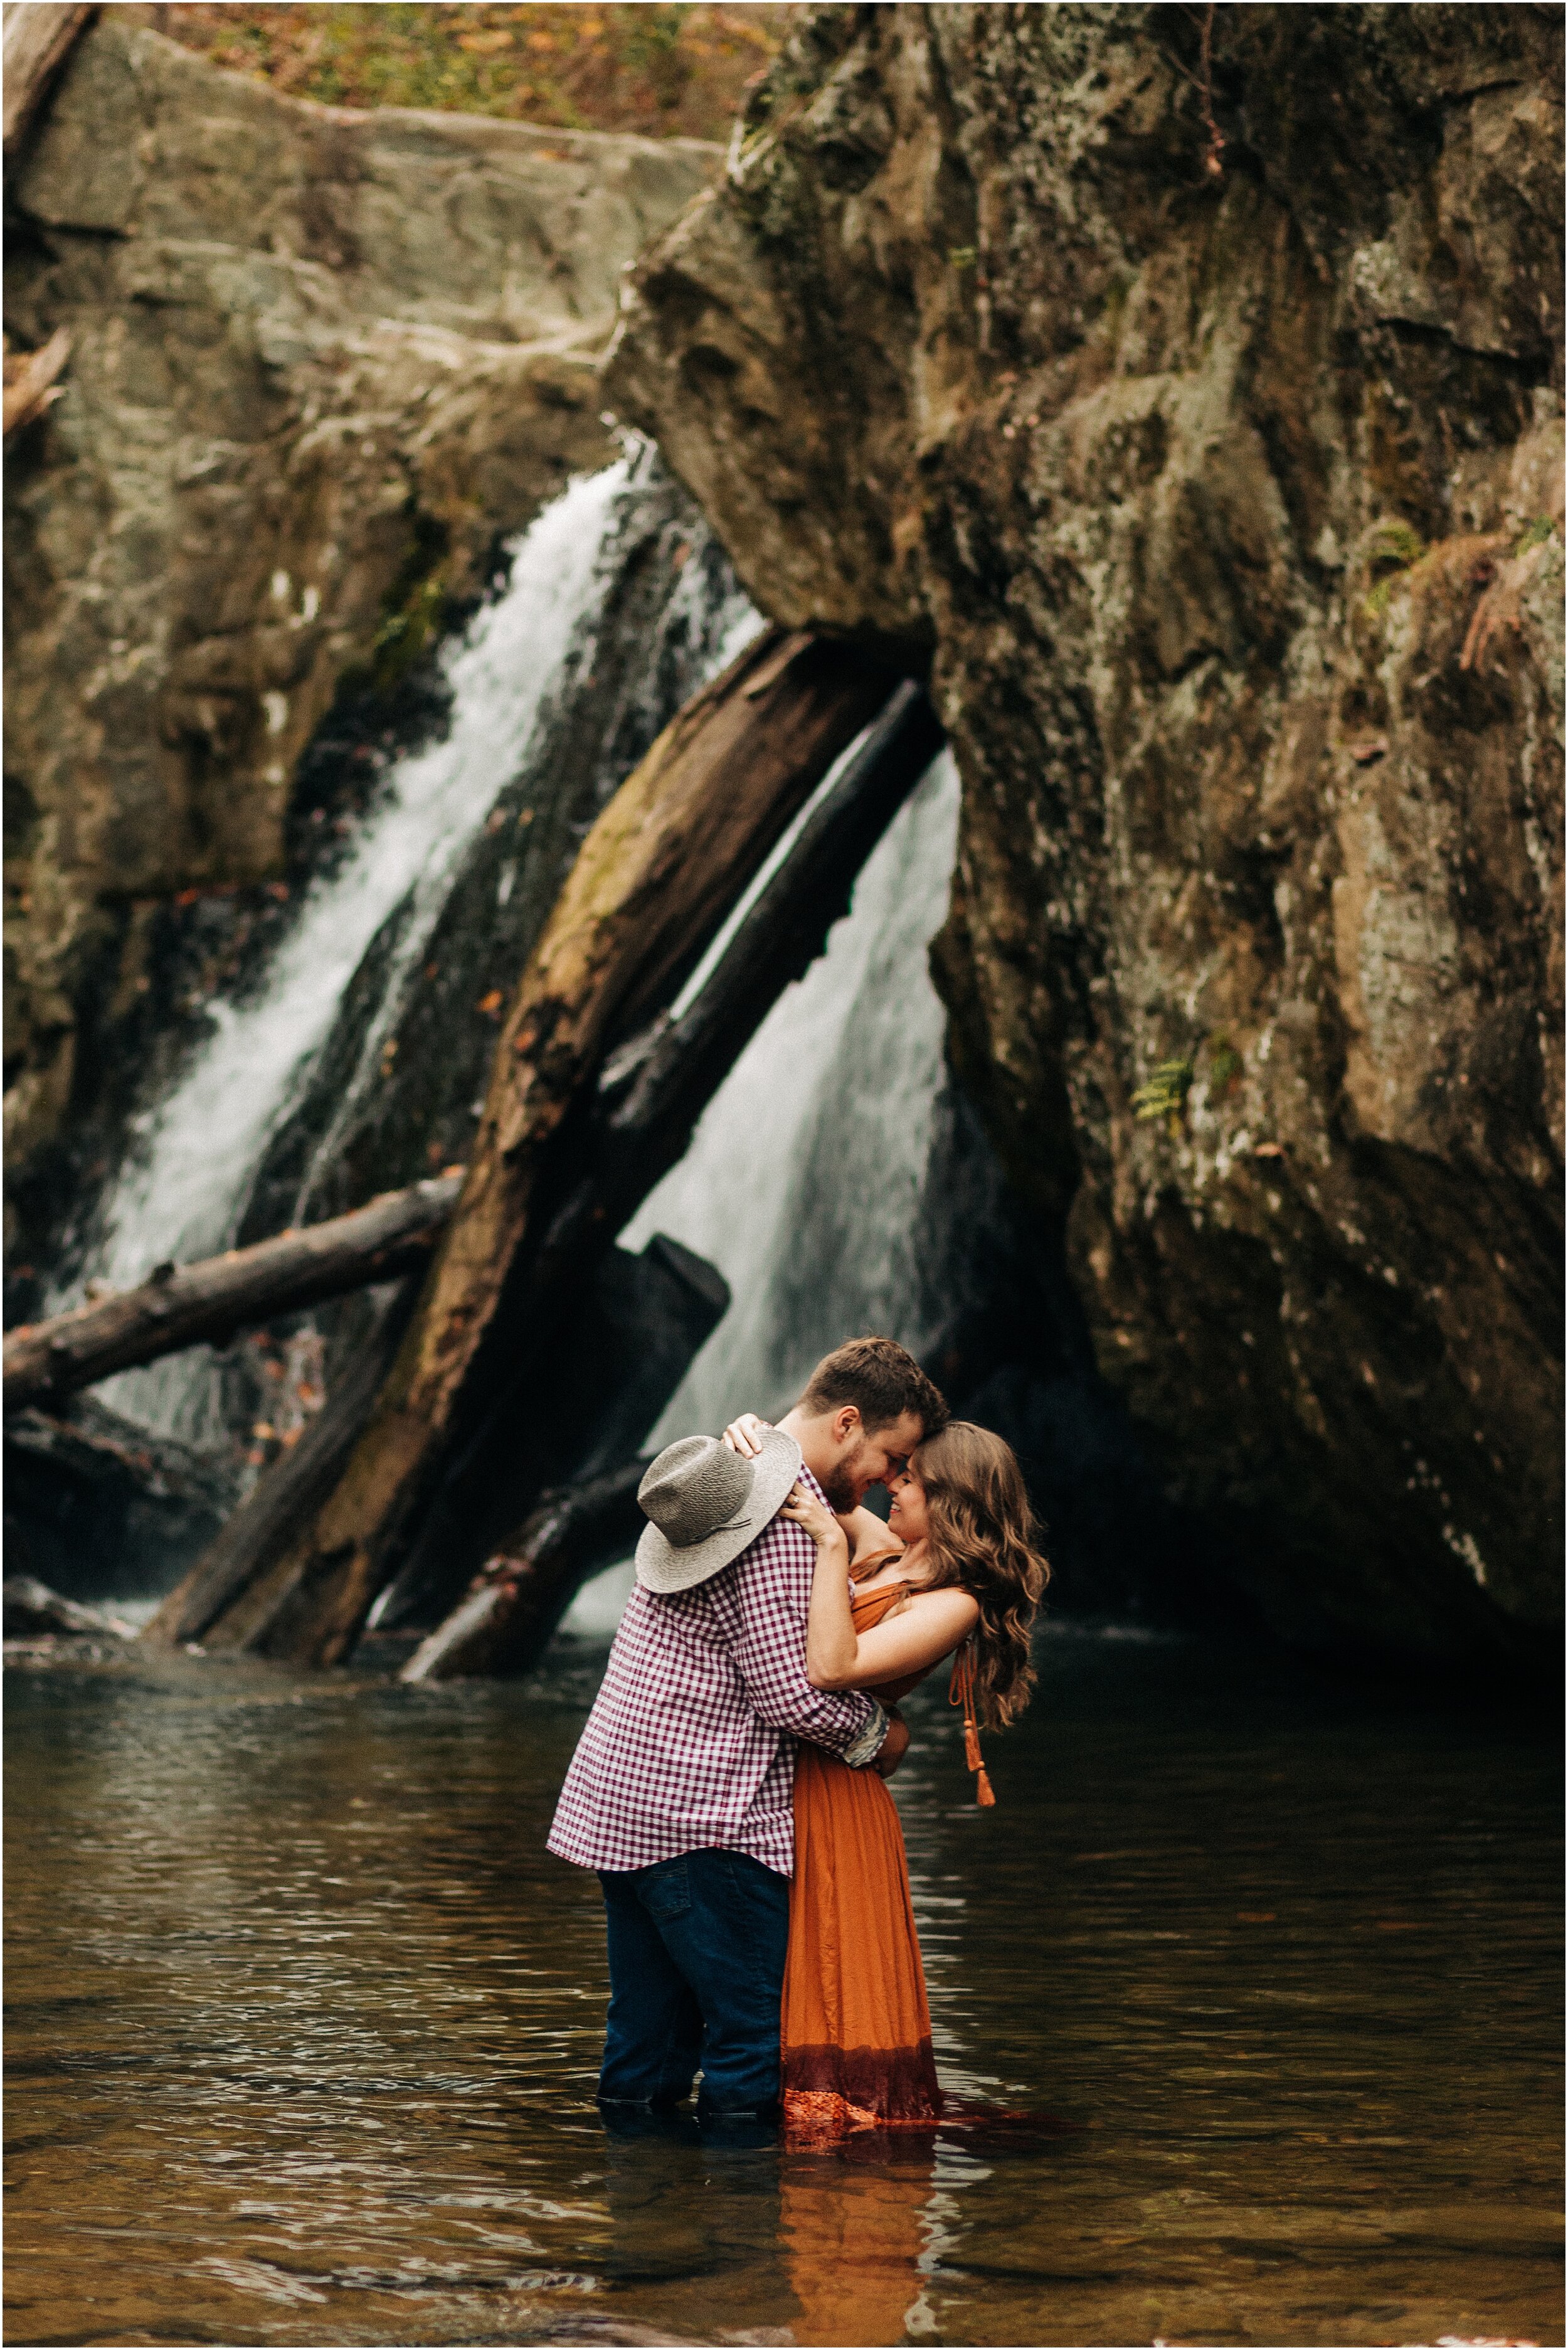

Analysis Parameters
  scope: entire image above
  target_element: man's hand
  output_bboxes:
[722,1412,771,1459]
[872,1708,910,1779]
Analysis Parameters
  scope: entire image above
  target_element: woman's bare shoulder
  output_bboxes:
[908,1584,980,1629]
[843,1507,904,1565]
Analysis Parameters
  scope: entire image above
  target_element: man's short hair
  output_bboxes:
[797,1336,950,1440]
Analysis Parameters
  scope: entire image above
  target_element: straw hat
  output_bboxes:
[634,1428,803,1593]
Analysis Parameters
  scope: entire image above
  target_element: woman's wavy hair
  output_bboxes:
[911,1421,1049,1730]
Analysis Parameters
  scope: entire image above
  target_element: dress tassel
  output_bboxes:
[948,1641,997,1807]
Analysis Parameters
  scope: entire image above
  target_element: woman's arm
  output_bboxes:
[781,1483,979,1690]
[779,1482,859,1691]
[815,1590,979,1689]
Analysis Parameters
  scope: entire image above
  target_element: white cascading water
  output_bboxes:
[568,751,961,1635]
[75,460,756,1446]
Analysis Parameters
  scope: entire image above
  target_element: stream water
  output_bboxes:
[12,456,1559,2350]
[6,1635,1559,2350]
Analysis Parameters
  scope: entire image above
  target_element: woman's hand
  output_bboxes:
[780,1481,849,1557]
[873,1708,910,1780]
[722,1412,771,1458]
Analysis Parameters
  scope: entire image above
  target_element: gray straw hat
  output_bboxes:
[634,1427,803,1593]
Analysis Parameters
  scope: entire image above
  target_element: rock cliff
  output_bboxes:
[607,3,1564,1659]
[4,16,713,1218]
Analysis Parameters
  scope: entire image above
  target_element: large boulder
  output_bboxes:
[606,3,1564,1659]
[4,17,714,1204]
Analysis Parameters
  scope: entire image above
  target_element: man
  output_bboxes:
[548,1335,949,2126]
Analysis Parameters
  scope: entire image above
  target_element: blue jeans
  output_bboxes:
[597,1848,790,2118]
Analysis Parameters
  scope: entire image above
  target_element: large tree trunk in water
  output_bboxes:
[209,628,911,1667]
[3,1175,460,1412]
[388,678,945,1679]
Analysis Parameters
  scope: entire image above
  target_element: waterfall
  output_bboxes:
[70,459,756,1447]
[623,751,963,1434]
[563,752,961,1638]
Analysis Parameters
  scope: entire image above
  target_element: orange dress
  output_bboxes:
[781,1558,943,2140]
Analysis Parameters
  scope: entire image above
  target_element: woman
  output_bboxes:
[727,1416,1049,2141]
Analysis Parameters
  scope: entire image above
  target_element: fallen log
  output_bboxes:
[211,624,908,1668]
[3,1172,462,1413]
[139,1280,418,1652]
[400,1459,649,1683]
[4,1574,133,1640]
[3,3,95,154]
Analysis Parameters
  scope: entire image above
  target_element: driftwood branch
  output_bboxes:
[3,1173,461,1412]
[3,3,95,154]
[3,324,70,437]
[400,1458,649,1683]
[220,625,906,1668]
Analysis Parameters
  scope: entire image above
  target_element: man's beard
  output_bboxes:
[820,1446,865,1514]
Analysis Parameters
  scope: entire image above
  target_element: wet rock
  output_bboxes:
[4,1398,233,1602]
[606,4,1563,1661]
[4,16,716,1225]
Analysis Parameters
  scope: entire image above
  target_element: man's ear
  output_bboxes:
[833,1405,862,1443]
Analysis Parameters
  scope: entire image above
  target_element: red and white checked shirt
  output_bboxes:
[547,1465,882,1879]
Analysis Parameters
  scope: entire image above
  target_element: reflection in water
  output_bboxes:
[5,1634,1560,2347]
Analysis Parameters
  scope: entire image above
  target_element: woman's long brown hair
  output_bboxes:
[910,1422,1049,1730]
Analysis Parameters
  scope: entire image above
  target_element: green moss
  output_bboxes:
[1513,516,1557,557]
[1363,518,1427,619]
[336,510,453,704]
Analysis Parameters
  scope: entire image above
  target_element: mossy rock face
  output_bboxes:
[608,1,1564,1662]
[3,16,717,1213]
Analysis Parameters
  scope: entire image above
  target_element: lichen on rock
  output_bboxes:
[606,1,1564,1659]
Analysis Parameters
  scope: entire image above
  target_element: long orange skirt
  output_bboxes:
[781,1576,941,2140]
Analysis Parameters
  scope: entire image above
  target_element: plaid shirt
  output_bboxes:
[547,1465,882,1878]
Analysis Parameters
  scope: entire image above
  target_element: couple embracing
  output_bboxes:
[548,1336,1048,2140]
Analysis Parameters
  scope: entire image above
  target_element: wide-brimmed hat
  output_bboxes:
[634,1427,803,1593]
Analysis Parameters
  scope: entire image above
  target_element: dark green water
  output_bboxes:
[4,1627,1560,2348]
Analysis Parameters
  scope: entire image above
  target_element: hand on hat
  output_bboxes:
[722,1412,772,1459]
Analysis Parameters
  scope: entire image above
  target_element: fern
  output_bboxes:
[1132,1058,1194,1135]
